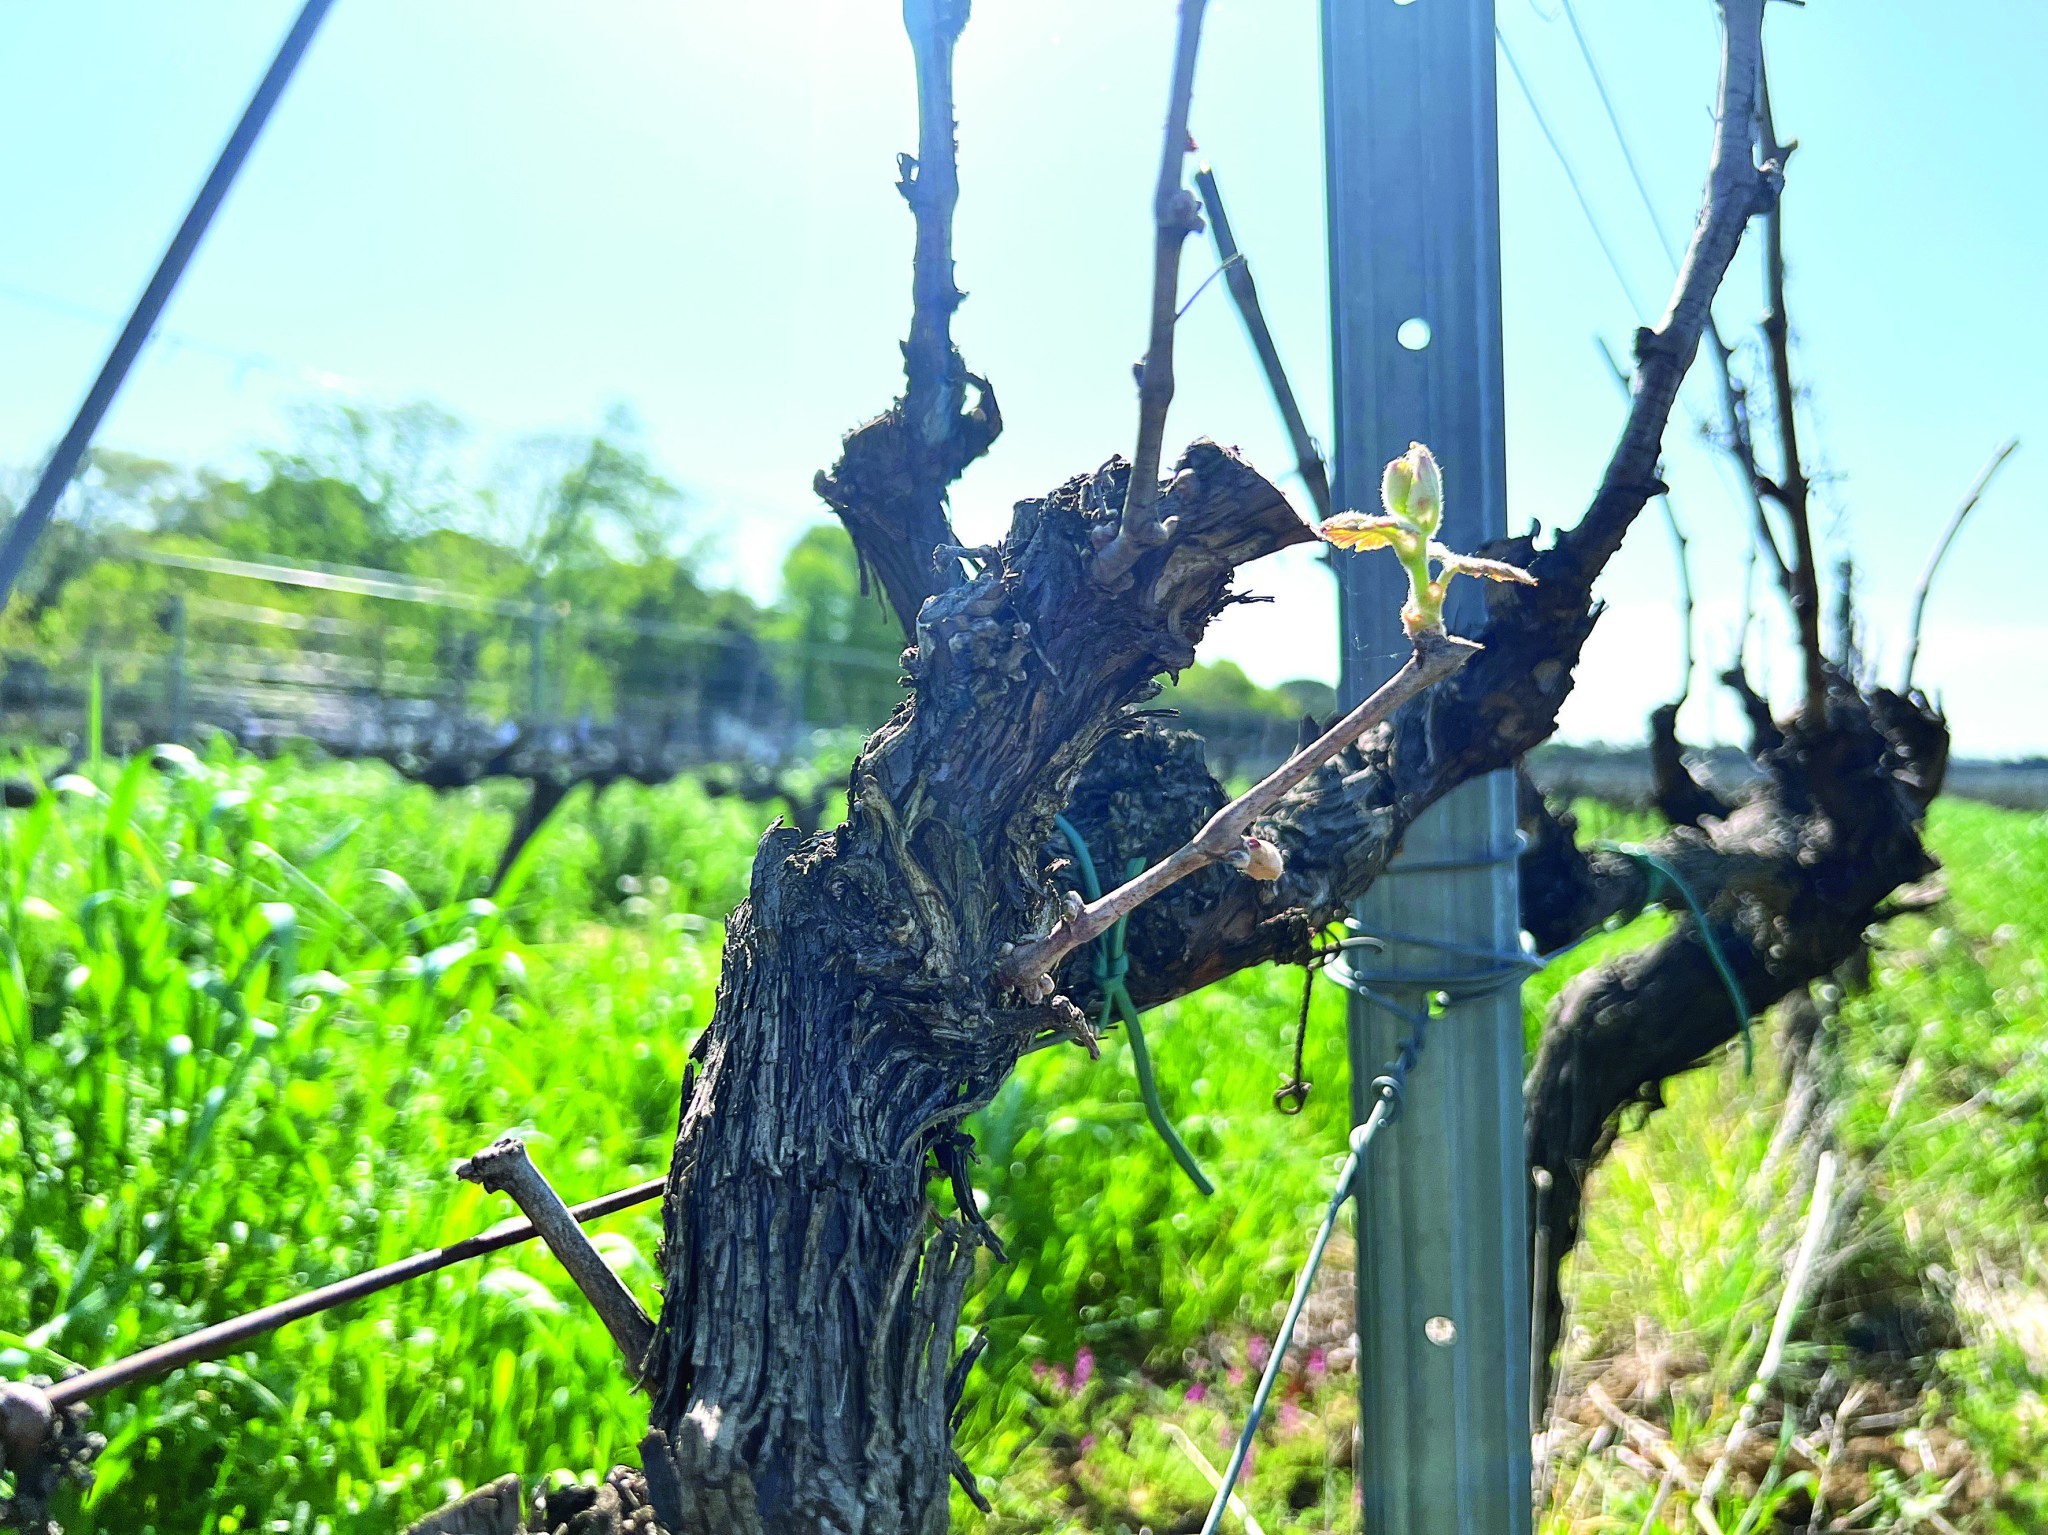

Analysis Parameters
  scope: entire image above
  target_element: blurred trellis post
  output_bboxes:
[528,602,550,722]
[163,593,189,741]
[1322,1,1533,1530]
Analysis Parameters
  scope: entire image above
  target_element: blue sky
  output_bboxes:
[1,2,2042,755]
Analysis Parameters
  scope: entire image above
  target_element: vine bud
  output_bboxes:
[1381,443,1443,534]
[1380,453,1416,527]
[1405,443,1443,534]
[1228,836,1285,882]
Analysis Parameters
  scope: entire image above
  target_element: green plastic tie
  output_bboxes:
[1054,815,1214,1195]
[1608,841,1756,1073]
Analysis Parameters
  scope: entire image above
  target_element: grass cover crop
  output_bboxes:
[0,751,2041,1532]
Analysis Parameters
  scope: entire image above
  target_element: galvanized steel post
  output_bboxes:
[1321,0,1533,1529]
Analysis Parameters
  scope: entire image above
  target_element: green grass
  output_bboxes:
[0,746,755,1531]
[0,754,2043,1533]
[1534,801,2048,1535]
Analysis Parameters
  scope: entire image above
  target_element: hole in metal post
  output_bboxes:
[1397,317,1433,351]
[1424,1315,1457,1347]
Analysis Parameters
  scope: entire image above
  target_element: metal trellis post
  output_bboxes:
[1322,1,1533,1531]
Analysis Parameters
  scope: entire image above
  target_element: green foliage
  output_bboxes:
[764,525,909,728]
[1152,659,1300,723]
[0,750,754,1532]
[1,753,2042,1532]
[169,475,398,569]
[1533,799,2048,1533]
[0,404,786,725]
[1824,803,2048,1532]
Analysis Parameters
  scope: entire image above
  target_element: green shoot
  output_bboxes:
[1315,442,1534,636]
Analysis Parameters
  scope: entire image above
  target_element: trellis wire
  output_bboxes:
[1197,974,1429,1535]
[15,819,1747,1521]
[1198,829,1748,1528]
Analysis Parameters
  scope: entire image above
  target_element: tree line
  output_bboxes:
[0,400,1321,741]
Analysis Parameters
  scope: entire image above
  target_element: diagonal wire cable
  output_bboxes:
[1197,992,1430,1535]
[1557,0,1683,271]
[1503,10,1779,697]
[1495,25,1650,318]
[0,0,339,607]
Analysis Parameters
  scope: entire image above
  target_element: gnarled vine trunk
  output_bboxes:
[646,828,981,1530]
[643,449,1328,1532]
[621,2,1817,1529]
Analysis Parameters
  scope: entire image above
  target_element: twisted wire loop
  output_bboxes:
[1339,835,1747,1048]
[1054,815,1214,1194]
[1272,966,1316,1115]
[1271,931,1383,1116]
